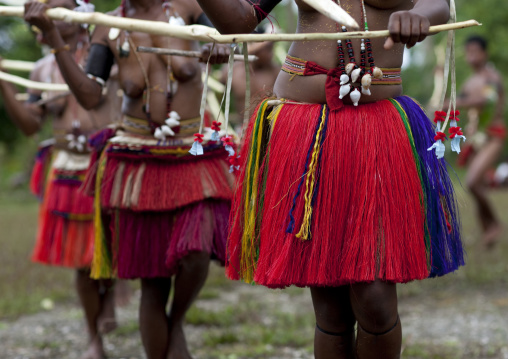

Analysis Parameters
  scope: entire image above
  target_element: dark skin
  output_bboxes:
[0,2,121,359]
[196,0,449,358]
[458,41,505,247]
[23,1,230,358]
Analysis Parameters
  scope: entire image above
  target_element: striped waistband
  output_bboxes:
[122,115,201,137]
[281,55,402,85]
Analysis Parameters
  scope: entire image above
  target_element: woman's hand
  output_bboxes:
[384,11,430,50]
[24,1,55,34]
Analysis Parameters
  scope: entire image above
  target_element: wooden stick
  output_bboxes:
[207,20,482,43]
[136,46,258,62]
[0,70,69,91]
[301,0,359,30]
[1,59,35,72]
[0,6,480,43]
[0,6,218,41]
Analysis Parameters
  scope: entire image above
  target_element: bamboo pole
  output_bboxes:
[0,59,35,72]
[0,6,480,43]
[137,46,258,62]
[0,70,69,91]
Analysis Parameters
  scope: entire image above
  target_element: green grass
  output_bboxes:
[0,198,74,318]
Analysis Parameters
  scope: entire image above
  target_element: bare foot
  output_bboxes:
[167,323,192,359]
[98,288,117,334]
[482,222,502,249]
[80,337,106,359]
[114,280,132,307]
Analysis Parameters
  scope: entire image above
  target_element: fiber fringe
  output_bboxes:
[227,97,464,288]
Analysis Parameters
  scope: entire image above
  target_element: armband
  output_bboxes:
[84,43,115,83]
[196,13,214,28]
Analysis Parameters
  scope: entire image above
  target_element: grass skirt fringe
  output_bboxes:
[91,133,234,279]
[32,151,94,268]
[227,96,464,288]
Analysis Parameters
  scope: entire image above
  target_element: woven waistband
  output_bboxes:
[122,115,201,137]
[281,54,402,85]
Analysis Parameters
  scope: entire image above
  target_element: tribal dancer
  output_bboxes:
[196,0,464,358]
[456,35,505,247]
[23,0,233,358]
[0,1,120,358]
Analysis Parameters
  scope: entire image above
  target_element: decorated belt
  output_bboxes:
[281,54,402,85]
[122,115,201,137]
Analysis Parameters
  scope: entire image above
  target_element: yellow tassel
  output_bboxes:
[240,100,275,283]
[90,146,112,279]
[296,105,327,240]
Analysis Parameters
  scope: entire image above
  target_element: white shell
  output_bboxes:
[154,128,165,140]
[350,88,361,106]
[165,118,180,127]
[351,68,361,83]
[345,63,355,75]
[77,135,87,144]
[168,111,180,120]
[340,74,350,85]
[361,73,372,87]
[76,143,84,152]
[108,28,120,41]
[168,16,186,26]
[373,67,383,80]
[339,84,351,99]
[65,134,74,141]
[161,125,175,136]
[361,86,371,96]
[121,41,130,52]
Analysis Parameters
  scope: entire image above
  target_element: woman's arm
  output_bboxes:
[0,63,44,136]
[195,0,281,34]
[24,1,105,110]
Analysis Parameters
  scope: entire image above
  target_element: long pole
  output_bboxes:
[0,6,480,43]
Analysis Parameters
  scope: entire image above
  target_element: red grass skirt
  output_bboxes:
[90,132,234,279]
[31,150,94,268]
[227,97,464,288]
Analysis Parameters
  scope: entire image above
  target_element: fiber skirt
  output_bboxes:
[31,149,94,268]
[89,131,234,279]
[227,96,464,288]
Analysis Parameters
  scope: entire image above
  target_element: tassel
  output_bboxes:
[221,135,235,156]
[448,110,465,153]
[427,131,446,159]
[211,121,221,141]
[295,105,328,240]
[189,133,204,156]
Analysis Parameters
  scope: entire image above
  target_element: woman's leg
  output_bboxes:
[75,269,106,359]
[350,280,401,359]
[310,286,356,359]
[140,277,172,359]
[466,138,504,246]
[167,251,211,359]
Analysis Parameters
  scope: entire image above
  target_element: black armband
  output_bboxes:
[27,93,42,103]
[85,43,115,83]
[250,0,282,22]
[196,12,215,28]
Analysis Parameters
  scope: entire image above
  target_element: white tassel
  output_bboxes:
[189,142,204,156]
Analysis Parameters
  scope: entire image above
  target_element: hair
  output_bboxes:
[465,35,488,51]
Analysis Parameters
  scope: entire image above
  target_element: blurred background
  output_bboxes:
[0,0,507,358]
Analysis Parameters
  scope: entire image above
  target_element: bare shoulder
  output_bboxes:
[486,65,503,84]
[90,8,121,46]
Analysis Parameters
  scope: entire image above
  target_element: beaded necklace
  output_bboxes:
[335,0,383,105]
